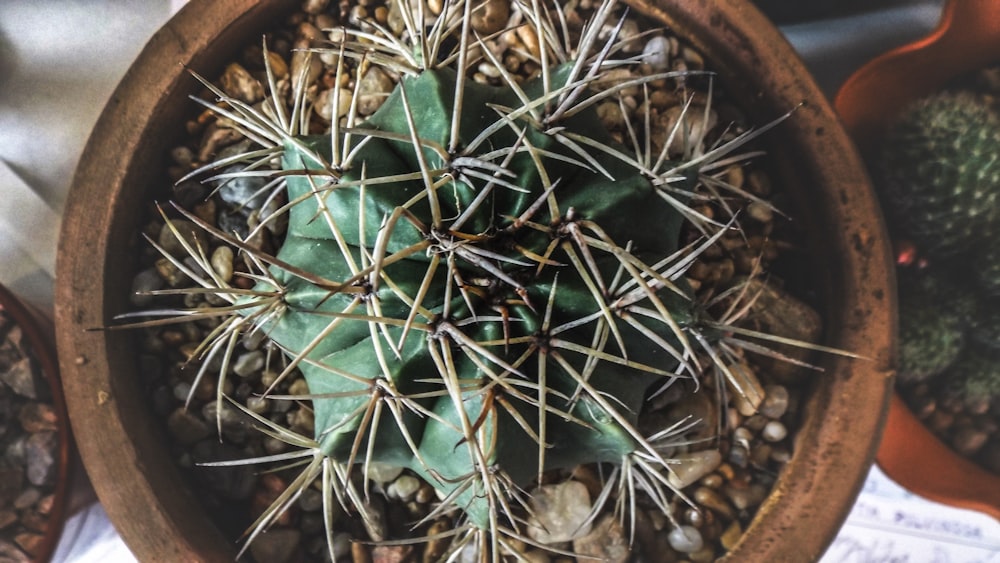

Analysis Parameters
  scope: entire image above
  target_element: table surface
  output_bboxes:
[1,1,998,561]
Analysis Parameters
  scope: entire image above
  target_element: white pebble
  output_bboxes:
[387,475,421,501]
[210,246,234,283]
[760,384,789,419]
[641,36,671,71]
[365,461,404,484]
[668,525,704,553]
[314,88,354,122]
[233,350,265,378]
[666,450,722,489]
[527,481,593,543]
[762,420,788,442]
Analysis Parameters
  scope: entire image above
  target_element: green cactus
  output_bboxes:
[894,267,969,385]
[250,63,699,527]
[898,265,977,325]
[969,299,1000,352]
[973,241,1000,297]
[896,297,965,385]
[879,91,1000,257]
[941,345,1000,408]
[143,0,808,557]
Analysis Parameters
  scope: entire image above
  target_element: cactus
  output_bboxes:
[969,299,1000,352]
[898,265,977,326]
[941,345,1000,409]
[895,267,969,384]
[973,240,1000,297]
[896,297,965,385]
[240,63,702,529]
[879,91,1000,257]
[138,0,816,558]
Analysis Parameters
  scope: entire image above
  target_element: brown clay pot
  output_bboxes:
[55,0,895,560]
[835,0,1000,521]
[0,283,73,562]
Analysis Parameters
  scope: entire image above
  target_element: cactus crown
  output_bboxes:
[131,0,817,559]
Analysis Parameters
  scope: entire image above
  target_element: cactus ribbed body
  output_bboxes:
[880,91,1000,257]
[249,65,697,524]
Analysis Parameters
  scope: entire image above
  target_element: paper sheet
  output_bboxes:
[823,466,1000,562]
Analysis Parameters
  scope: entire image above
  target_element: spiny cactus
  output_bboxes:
[898,265,978,326]
[879,91,1000,257]
[895,267,969,385]
[973,240,1000,297]
[941,345,1000,409]
[969,299,1000,352]
[896,297,965,386]
[134,0,816,558]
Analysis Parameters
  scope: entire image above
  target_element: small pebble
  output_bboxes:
[24,432,57,487]
[219,62,264,104]
[365,462,404,484]
[210,246,235,283]
[572,514,629,563]
[470,0,510,35]
[387,475,421,502]
[249,528,300,563]
[314,88,354,122]
[952,426,988,456]
[759,385,789,419]
[694,486,735,520]
[373,545,412,563]
[233,351,266,378]
[167,408,211,446]
[157,220,207,257]
[667,449,722,489]
[761,420,788,442]
[527,481,593,543]
[357,67,395,115]
[668,525,704,553]
[302,0,329,14]
[641,36,671,71]
[18,403,57,434]
[130,268,164,307]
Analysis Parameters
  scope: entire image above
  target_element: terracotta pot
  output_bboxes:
[0,283,73,562]
[55,0,895,560]
[835,0,1000,521]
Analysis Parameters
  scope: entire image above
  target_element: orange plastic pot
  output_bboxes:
[836,0,1000,521]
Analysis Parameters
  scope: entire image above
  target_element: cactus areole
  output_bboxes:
[247,64,700,526]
